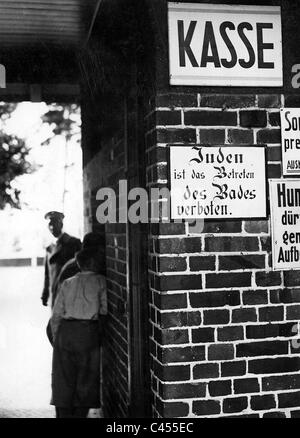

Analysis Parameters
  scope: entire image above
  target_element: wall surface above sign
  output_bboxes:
[168,2,283,87]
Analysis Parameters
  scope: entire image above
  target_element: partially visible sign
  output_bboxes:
[169,145,266,220]
[281,108,300,175]
[168,2,283,87]
[270,179,300,270]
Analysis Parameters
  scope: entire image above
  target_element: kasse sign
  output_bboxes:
[168,3,283,87]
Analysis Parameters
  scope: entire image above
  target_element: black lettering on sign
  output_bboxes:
[257,23,274,69]
[285,111,292,131]
[178,20,199,67]
[220,21,237,68]
[200,21,221,68]
[238,22,255,69]
[277,183,300,208]
[284,111,300,132]
[176,19,276,71]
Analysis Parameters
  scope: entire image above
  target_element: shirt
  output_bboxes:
[50,271,107,341]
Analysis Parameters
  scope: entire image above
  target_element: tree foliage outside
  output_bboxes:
[0,103,32,209]
[0,102,81,210]
[41,104,81,144]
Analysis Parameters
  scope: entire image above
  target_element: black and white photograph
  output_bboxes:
[0,0,299,424]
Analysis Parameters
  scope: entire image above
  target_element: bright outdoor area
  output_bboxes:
[0,102,83,417]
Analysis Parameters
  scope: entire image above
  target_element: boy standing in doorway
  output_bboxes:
[50,246,107,418]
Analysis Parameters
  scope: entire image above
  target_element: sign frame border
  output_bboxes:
[269,177,300,271]
[167,143,268,221]
[167,2,283,88]
[280,108,300,177]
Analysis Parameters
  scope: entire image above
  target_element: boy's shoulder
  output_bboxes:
[59,275,76,289]
[61,272,106,288]
[60,272,82,287]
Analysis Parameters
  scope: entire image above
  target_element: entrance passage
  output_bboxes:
[0,266,54,418]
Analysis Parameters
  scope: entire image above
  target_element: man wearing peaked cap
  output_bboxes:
[44,211,65,221]
[41,211,81,308]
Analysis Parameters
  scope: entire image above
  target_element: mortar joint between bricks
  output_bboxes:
[258,376,262,391]
[196,127,200,144]
[155,106,175,112]
[216,254,219,272]
[253,128,258,144]
[156,143,169,147]
[237,110,240,127]
[258,237,262,252]
[251,271,256,289]
[245,394,251,411]
[283,303,288,325]
[224,128,229,144]
[279,271,284,288]
[184,221,189,235]
[187,293,192,309]
[188,328,192,343]
[147,143,167,153]
[188,402,195,418]
[180,109,184,126]
[265,253,269,269]
[156,124,185,130]
[202,272,206,289]
[255,95,259,107]
[201,235,205,252]
[242,323,246,340]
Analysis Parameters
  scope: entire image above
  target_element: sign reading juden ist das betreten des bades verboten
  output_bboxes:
[168,2,282,86]
[169,146,267,220]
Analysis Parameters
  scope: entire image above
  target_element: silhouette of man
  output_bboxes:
[41,211,81,308]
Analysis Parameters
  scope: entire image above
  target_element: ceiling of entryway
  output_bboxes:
[0,0,101,48]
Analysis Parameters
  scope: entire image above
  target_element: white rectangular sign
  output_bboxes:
[270,179,300,270]
[281,108,300,176]
[168,2,283,87]
[170,145,266,219]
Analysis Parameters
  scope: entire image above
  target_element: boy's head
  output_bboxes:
[75,248,98,272]
[82,232,104,250]
[80,232,106,274]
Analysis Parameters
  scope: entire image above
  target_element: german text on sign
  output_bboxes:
[281,108,300,176]
[270,179,300,270]
[168,3,282,86]
[169,145,267,220]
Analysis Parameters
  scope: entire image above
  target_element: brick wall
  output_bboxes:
[80,0,156,417]
[147,92,300,418]
[80,0,300,419]
[83,130,130,417]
